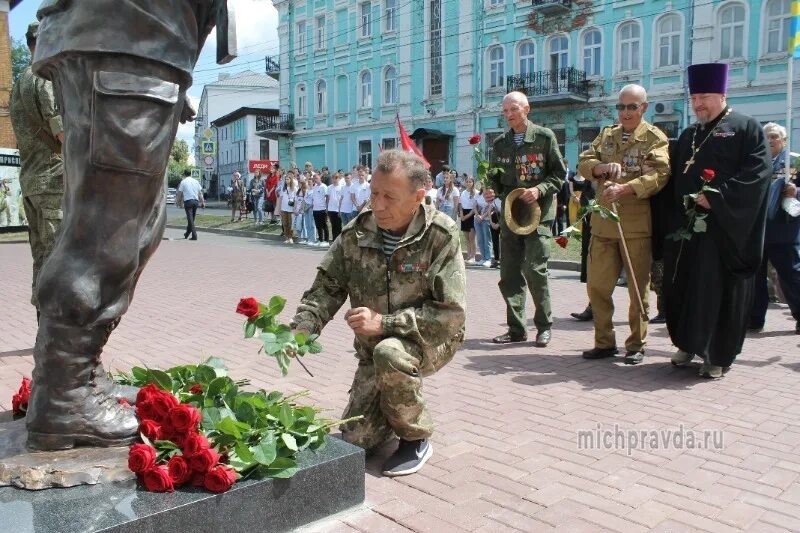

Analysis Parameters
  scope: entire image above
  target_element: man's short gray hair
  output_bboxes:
[374,149,430,189]
[619,84,647,102]
[763,122,788,139]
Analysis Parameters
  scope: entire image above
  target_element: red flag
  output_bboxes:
[396,114,430,169]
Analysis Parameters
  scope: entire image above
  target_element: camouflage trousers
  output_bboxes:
[23,193,63,307]
[651,259,664,314]
[340,337,455,450]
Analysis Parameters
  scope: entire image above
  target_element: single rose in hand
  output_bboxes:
[167,455,192,486]
[236,297,260,320]
[142,465,175,492]
[555,236,568,249]
[128,443,157,473]
[468,134,481,145]
[701,168,716,182]
[204,464,238,493]
[138,419,162,441]
[169,404,201,433]
[189,447,220,473]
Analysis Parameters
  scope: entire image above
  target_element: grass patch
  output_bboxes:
[0,231,28,242]
[169,214,284,235]
[549,235,582,262]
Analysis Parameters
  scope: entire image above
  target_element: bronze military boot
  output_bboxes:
[26,319,139,451]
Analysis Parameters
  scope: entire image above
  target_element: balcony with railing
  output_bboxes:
[265,55,280,80]
[506,67,589,105]
[531,0,571,14]
[255,113,294,138]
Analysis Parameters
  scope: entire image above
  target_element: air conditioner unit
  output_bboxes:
[654,101,674,115]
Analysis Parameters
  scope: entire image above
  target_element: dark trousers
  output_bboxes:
[750,242,800,327]
[580,215,592,283]
[329,211,342,241]
[184,199,198,239]
[313,210,329,242]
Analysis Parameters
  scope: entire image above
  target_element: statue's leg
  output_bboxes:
[26,54,186,450]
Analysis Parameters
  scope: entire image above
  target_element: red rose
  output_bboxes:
[555,236,569,249]
[701,169,716,182]
[468,134,481,145]
[190,471,206,487]
[182,433,210,457]
[141,465,175,493]
[138,419,162,441]
[128,443,157,473]
[18,377,31,403]
[204,464,238,493]
[11,393,23,415]
[188,384,203,395]
[136,400,157,422]
[151,392,180,423]
[235,297,260,320]
[189,448,220,473]
[167,455,192,487]
[169,404,201,433]
[136,383,162,405]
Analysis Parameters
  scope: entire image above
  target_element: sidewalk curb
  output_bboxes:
[167,225,581,272]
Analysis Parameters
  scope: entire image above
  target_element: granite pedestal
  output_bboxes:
[0,431,365,533]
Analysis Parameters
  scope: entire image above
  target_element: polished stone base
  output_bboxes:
[0,433,365,533]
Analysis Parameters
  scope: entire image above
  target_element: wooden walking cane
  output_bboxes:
[611,202,648,321]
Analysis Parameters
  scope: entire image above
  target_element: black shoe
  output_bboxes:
[624,350,645,365]
[570,306,593,321]
[183,231,190,239]
[582,347,619,359]
[795,321,800,334]
[492,331,527,344]
[650,313,666,324]
[190,236,198,241]
[747,324,764,333]
[382,439,432,477]
[535,329,551,347]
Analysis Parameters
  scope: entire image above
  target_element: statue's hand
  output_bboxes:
[180,94,197,124]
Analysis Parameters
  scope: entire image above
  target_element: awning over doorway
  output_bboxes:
[409,128,453,141]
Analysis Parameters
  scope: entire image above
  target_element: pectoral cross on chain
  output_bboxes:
[683,156,695,174]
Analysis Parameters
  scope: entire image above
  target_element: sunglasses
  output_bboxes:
[615,103,643,112]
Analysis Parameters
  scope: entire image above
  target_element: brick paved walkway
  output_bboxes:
[1,230,799,532]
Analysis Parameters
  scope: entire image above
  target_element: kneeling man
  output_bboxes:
[291,150,466,476]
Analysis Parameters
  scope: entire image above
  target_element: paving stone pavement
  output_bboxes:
[1,229,799,532]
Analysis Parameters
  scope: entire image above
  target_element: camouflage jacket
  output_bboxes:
[9,67,64,198]
[578,121,670,239]
[291,203,466,370]
[489,120,566,225]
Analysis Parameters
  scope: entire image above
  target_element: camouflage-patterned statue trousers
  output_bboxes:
[340,337,456,450]
[22,193,62,307]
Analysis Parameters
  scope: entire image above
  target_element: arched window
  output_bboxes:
[296,84,307,118]
[618,22,641,72]
[383,66,397,104]
[548,35,569,71]
[518,41,536,76]
[719,4,746,59]
[488,46,505,88]
[335,75,348,114]
[657,14,682,67]
[315,80,326,115]
[765,0,791,54]
[359,70,372,108]
[582,29,601,76]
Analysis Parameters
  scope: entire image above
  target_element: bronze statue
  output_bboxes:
[25,0,236,450]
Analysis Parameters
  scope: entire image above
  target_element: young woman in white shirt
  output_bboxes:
[459,176,478,264]
[278,176,297,243]
[437,172,459,221]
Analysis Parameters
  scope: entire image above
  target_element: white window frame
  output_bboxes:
[315,80,327,115]
[296,84,307,118]
[382,137,399,150]
[384,0,397,32]
[488,0,504,7]
[383,66,398,105]
[359,70,372,108]
[487,45,505,88]
[582,28,602,77]
[296,21,307,55]
[518,40,536,76]
[656,14,682,69]
[548,35,570,71]
[359,2,372,39]
[358,139,372,168]
[764,0,791,55]
[617,21,641,73]
[718,3,747,60]
[315,15,326,51]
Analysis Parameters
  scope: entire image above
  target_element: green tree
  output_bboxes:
[11,39,31,83]
[167,139,191,188]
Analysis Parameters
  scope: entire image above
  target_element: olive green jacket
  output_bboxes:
[489,120,566,224]
[578,121,670,239]
[291,203,466,372]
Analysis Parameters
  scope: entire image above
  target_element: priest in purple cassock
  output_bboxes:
[660,63,771,379]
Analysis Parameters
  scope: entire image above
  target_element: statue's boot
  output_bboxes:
[26,318,139,451]
[94,319,140,405]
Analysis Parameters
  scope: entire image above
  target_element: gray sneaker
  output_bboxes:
[381,439,432,477]
[671,350,695,367]
[699,362,724,379]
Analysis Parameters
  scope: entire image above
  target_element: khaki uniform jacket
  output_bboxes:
[578,121,670,239]
[9,67,64,198]
[292,203,466,374]
[489,121,566,225]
